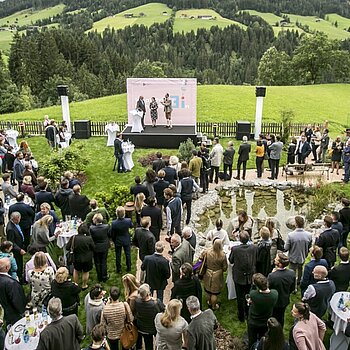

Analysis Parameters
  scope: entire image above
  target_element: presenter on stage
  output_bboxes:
[149,97,158,128]
[161,93,173,129]
[136,96,146,130]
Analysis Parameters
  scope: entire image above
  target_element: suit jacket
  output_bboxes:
[1,182,17,199]
[0,273,26,324]
[152,158,165,173]
[8,202,34,229]
[13,159,25,182]
[141,253,170,290]
[89,224,110,253]
[163,166,177,185]
[340,207,350,232]
[114,138,123,156]
[110,218,133,246]
[36,314,83,350]
[132,228,156,261]
[140,205,162,241]
[68,193,90,220]
[229,243,258,285]
[153,179,170,205]
[268,268,296,308]
[171,239,194,282]
[328,262,350,292]
[6,221,26,253]
[130,184,149,198]
[35,190,55,212]
[136,99,146,114]
[238,143,251,162]
[296,141,312,158]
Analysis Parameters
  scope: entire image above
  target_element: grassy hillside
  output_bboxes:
[90,3,170,33]
[245,10,350,39]
[173,9,246,33]
[0,4,65,52]
[1,84,350,133]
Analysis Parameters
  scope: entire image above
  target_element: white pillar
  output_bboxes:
[60,95,71,133]
[254,86,266,140]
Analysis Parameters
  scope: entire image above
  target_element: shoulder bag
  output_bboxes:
[198,252,208,280]
[120,302,138,349]
[66,235,75,266]
[276,230,285,252]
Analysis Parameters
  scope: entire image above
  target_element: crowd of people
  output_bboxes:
[0,125,348,350]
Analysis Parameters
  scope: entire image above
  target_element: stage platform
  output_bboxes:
[122,125,197,148]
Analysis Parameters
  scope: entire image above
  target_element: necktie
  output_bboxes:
[15,224,24,242]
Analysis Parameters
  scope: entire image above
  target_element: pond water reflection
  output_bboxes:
[197,187,311,239]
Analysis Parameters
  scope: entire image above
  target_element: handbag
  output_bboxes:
[66,235,75,266]
[120,302,138,349]
[276,230,285,251]
[198,253,207,280]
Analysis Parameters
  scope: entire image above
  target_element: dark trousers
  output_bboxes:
[108,338,127,350]
[248,323,267,349]
[272,306,287,327]
[209,166,219,184]
[297,154,306,164]
[141,113,145,129]
[170,223,182,235]
[94,250,108,282]
[137,333,153,350]
[342,231,349,247]
[234,282,251,321]
[182,199,192,225]
[117,154,126,173]
[270,158,280,179]
[289,262,303,287]
[223,163,233,181]
[256,157,264,178]
[236,159,247,179]
[115,243,131,272]
[200,171,209,192]
[22,226,31,250]
[151,288,164,302]
[344,162,350,182]
[312,144,319,160]
[14,252,23,282]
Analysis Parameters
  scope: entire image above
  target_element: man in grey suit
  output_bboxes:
[235,136,251,180]
[268,135,283,180]
[170,233,194,282]
[1,173,17,199]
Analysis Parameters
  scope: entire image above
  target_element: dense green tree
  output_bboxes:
[132,59,166,78]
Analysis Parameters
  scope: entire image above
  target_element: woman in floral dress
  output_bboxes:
[149,97,158,127]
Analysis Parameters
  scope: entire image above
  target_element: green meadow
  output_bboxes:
[2,84,350,134]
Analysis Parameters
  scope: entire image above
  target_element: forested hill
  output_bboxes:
[1,0,350,19]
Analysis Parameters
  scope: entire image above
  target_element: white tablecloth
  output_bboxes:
[122,142,135,170]
[330,292,350,350]
[6,130,19,151]
[5,313,51,350]
[130,110,143,133]
[56,229,78,249]
[105,123,119,146]
[225,241,240,300]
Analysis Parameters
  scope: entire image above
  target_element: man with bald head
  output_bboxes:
[0,257,26,325]
[68,184,90,220]
[302,265,336,319]
[84,199,109,227]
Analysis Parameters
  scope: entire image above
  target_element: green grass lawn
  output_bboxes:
[326,13,350,32]
[0,4,65,53]
[90,3,170,33]
[3,84,350,134]
[173,9,246,33]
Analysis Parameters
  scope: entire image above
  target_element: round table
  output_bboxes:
[5,313,51,350]
[105,123,120,147]
[122,141,135,171]
[225,241,240,300]
[329,292,350,350]
[55,223,78,265]
[6,130,19,151]
[130,109,143,133]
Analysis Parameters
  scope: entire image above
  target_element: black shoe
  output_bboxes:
[267,177,274,180]
[102,274,110,282]
[234,176,240,180]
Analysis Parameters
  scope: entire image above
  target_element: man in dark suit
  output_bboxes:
[34,179,55,212]
[235,136,251,180]
[229,231,258,322]
[12,151,25,189]
[68,184,90,220]
[170,234,194,282]
[268,253,296,327]
[55,178,73,218]
[162,160,177,185]
[153,170,169,207]
[8,193,34,249]
[316,215,340,268]
[130,176,149,198]
[0,257,26,325]
[113,133,126,173]
[152,152,165,173]
[339,198,350,247]
[136,95,146,130]
[141,241,170,302]
[132,216,155,262]
[140,197,162,242]
[110,206,133,273]
[328,247,350,292]
[6,212,26,281]
[295,134,312,164]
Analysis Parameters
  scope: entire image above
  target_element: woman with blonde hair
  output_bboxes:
[20,175,35,201]
[31,214,60,251]
[28,251,55,309]
[265,218,279,267]
[122,273,140,315]
[155,299,188,350]
[135,192,146,226]
[51,266,81,315]
[201,238,228,310]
